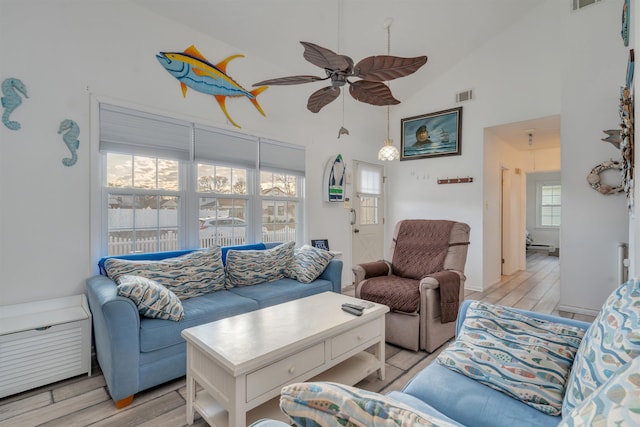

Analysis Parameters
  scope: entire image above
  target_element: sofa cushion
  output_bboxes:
[104,246,226,300]
[225,241,295,288]
[286,245,334,283]
[138,290,258,353]
[401,363,561,427]
[228,277,333,308]
[436,301,585,416]
[280,382,461,427]
[559,356,640,427]
[563,279,640,416]
[385,392,464,427]
[116,275,184,321]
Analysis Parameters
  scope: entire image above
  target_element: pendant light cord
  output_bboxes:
[386,19,391,141]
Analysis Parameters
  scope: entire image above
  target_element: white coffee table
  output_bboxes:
[181,291,389,426]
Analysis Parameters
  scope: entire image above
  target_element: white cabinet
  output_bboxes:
[0,295,92,398]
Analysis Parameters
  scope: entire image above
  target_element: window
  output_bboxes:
[261,171,301,243]
[538,183,561,227]
[106,154,181,255]
[357,162,383,225]
[98,102,304,256]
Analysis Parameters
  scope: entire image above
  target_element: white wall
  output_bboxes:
[386,0,565,291]
[0,0,384,305]
[559,1,630,315]
[0,0,632,313]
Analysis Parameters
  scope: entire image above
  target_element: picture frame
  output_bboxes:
[400,107,462,161]
[311,239,330,251]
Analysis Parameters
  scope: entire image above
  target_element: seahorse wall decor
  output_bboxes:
[2,78,28,130]
[58,119,80,167]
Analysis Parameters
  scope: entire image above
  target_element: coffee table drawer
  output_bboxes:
[331,321,380,359]
[246,342,325,401]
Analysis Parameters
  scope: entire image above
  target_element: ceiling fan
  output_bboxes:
[253,42,427,113]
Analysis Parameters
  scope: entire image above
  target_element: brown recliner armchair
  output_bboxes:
[353,220,470,352]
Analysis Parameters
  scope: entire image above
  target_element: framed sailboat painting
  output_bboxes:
[400,107,462,161]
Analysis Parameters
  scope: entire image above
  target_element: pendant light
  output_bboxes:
[378,18,400,161]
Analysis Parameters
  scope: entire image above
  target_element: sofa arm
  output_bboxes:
[352,260,391,286]
[86,275,141,402]
[455,300,593,337]
[318,258,343,293]
[419,270,465,290]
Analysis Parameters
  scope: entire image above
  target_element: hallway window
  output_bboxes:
[539,183,561,227]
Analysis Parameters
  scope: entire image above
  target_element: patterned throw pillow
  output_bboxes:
[116,275,184,321]
[436,301,585,416]
[225,241,295,288]
[286,245,334,283]
[104,246,226,300]
[562,279,640,416]
[280,382,460,427]
[559,356,640,427]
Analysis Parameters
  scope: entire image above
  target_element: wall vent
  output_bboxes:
[456,89,473,103]
[572,0,602,11]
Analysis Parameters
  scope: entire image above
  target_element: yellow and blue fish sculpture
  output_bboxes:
[156,45,267,128]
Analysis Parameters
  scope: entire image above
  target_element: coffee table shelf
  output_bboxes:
[182,292,388,426]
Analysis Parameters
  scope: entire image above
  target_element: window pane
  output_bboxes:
[198,164,247,195]
[199,198,247,247]
[261,171,297,197]
[232,169,247,195]
[359,196,379,225]
[262,200,297,242]
[107,194,179,255]
[157,159,179,191]
[107,153,132,188]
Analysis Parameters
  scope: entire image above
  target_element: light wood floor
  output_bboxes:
[0,250,593,426]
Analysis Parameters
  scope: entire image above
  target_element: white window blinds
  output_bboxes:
[99,103,192,160]
[194,125,258,169]
[259,138,305,176]
[99,103,302,173]
[357,162,382,196]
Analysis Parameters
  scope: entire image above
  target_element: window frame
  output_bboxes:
[536,181,561,229]
[92,97,305,260]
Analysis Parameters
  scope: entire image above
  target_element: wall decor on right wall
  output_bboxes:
[621,0,630,46]
[400,107,462,161]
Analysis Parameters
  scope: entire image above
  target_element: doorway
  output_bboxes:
[351,160,385,267]
[485,114,561,284]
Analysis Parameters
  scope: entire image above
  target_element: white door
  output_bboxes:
[351,161,385,271]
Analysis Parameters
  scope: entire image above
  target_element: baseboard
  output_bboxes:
[465,283,483,292]
[557,304,600,317]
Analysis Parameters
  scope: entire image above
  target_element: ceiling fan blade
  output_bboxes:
[253,75,326,86]
[354,55,428,82]
[301,42,353,72]
[349,80,399,106]
[307,86,341,113]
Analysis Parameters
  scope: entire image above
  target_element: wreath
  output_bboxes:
[587,160,624,195]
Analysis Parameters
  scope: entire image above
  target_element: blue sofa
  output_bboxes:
[86,242,342,408]
[253,278,640,427]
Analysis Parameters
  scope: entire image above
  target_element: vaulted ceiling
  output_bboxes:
[134,0,559,148]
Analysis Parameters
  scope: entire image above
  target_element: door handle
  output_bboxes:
[354,228,360,233]
[350,208,356,226]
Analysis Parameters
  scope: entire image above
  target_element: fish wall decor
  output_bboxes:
[2,78,28,130]
[58,119,80,167]
[156,45,267,128]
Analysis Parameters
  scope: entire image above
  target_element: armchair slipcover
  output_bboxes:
[353,220,470,352]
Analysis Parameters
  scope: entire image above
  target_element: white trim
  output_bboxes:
[557,304,600,317]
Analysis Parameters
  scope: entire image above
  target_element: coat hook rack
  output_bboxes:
[437,176,473,185]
